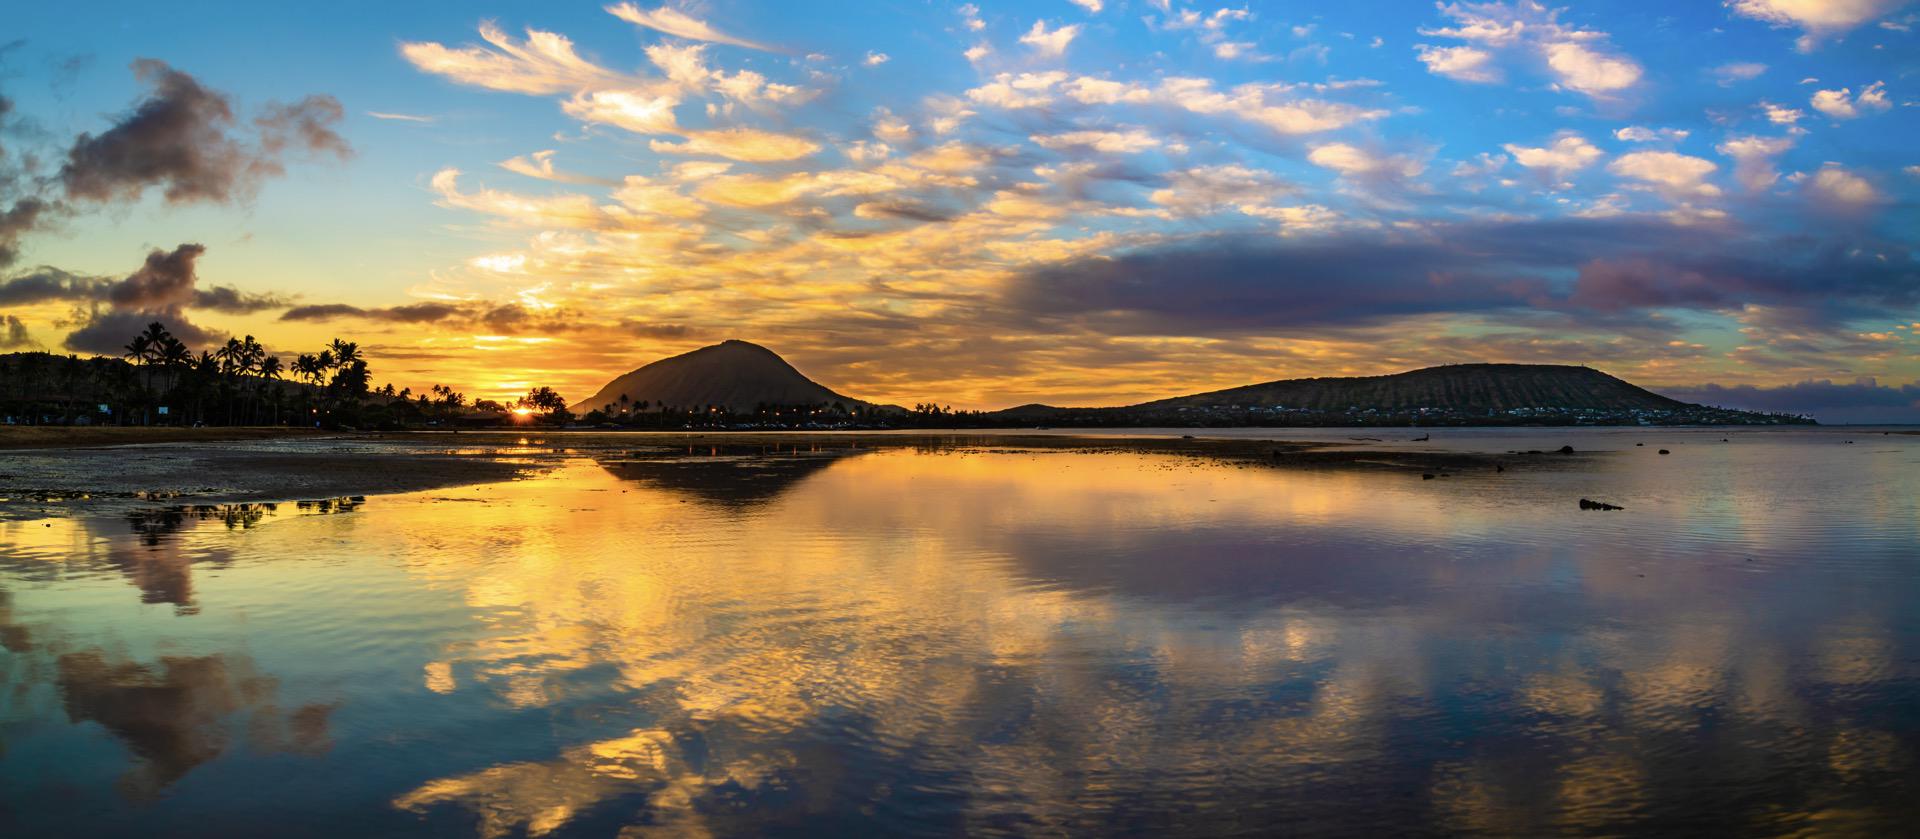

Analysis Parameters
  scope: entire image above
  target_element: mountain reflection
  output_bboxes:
[594,443,874,506]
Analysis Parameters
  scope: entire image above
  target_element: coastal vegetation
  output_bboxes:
[1,322,508,429]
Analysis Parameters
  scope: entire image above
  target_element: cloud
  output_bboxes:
[1709,61,1768,85]
[58,244,246,354]
[1716,134,1797,191]
[1613,126,1689,143]
[1758,100,1804,124]
[279,299,576,336]
[59,59,349,206]
[1503,133,1604,182]
[1727,0,1909,50]
[1420,2,1643,99]
[0,267,109,306]
[499,150,608,185]
[1307,143,1426,187]
[0,245,279,314]
[1542,41,1643,96]
[1609,151,1722,198]
[1020,20,1082,57]
[1069,0,1105,12]
[1030,128,1160,154]
[864,51,890,66]
[401,23,630,95]
[1660,378,1920,422]
[367,111,435,123]
[650,128,820,162]
[605,3,774,51]
[0,196,50,269]
[0,313,30,348]
[1150,164,1294,216]
[1809,81,1891,118]
[1414,45,1502,83]
[280,302,465,323]
[1806,163,1882,206]
[1002,233,1541,334]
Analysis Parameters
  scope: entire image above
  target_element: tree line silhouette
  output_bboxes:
[0,321,555,428]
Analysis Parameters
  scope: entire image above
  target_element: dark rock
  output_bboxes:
[1580,498,1624,511]
[1422,473,1436,480]
[1658,449,1670,455]
[1558,445,1575,454]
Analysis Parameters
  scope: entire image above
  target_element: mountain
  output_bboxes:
[1139,364,1688,412]
[984,363,1808,426]
[571,340,875,414]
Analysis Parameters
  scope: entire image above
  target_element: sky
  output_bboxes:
[1,1,1917,420]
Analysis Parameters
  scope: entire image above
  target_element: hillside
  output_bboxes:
[1141,364,1688,412]
[981,363,1808,426]
[572,340,874,414]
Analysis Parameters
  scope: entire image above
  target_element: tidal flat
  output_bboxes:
[3,427,1918,836]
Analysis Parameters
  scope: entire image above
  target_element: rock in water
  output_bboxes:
[1579,498,1624,511]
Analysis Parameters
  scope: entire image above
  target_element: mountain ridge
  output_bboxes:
[568,342,1810,426]
[571,339,877,415]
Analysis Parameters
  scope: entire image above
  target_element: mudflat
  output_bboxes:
[0,426,330,450]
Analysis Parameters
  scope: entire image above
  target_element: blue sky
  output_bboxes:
[2,1,1917,418]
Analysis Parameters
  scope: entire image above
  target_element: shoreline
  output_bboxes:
[0,426,334,450]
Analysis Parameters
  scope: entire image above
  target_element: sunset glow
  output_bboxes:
[3,1,1916,417]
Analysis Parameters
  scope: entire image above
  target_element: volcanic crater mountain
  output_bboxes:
[571,343,1804,425]
[1135,363,1689,413]
[572,340,876,414]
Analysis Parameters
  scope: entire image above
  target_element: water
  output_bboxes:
[3,428,1918,836]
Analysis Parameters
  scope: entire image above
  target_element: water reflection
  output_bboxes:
[0,499,364,613]
[0,590,334,807]
[2,436,1918,836]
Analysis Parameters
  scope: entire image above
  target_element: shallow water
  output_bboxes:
[3,428,1919,836]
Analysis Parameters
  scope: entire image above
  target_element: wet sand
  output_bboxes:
[1,429,1568,521]
[0,426,330,449]
[0,440,537,520]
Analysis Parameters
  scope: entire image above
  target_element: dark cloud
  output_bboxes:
[1004,230,1546,334]
[0,196,50,267]
[1660,378,1920,424]
[106,242,205,309]
[64,309,224,355]
[57,243,244,354]
[0,266,108,305]
[1,313,30,347]
[2,244,281,352]
[59,59,351,206]
[619,321,695,339]
[1,92,58,268]
[280,302,464,323]
[279,300,584,336]
[255,95,351,161]
[999,220,1920,337]
[855,201,958,223]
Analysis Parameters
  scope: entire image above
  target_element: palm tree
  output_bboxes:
[328,339,360,372]
[158,336,191,399]
[122,334,153,425]
[259,355,283,425]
